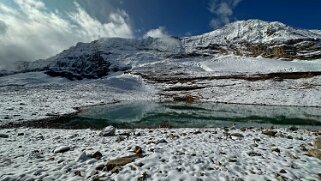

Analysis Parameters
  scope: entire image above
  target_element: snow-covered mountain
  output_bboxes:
[183,19,321,60]
[25,37,183,80]
[5,19,321,80]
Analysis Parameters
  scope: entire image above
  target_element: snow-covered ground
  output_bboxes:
[0,72,157,126]
[196,55,321,73]
[1,55,321,126]
[0,127,321,181]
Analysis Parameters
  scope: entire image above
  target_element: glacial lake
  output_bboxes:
[51,102,321,129]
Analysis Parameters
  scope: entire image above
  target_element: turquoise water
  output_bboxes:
[59,102,321,129]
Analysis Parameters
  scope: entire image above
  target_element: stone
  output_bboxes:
[116,136,126,142]
[279,169,287,173]
[193,130,202,135]
[132,146,143,155]
[253,138,261,142]
[287,152,298,159]
[167,134,179,140]
[99,126,116,137]
[111,166,121,174]
[307,149,321,159]
[106,154,142,171]
[228,158,237,162]
[91,151,103,160]
[54,146,71,153]
[78,151,103,162]
[299,144,308,152]
[0,134,9,138]
[272,148,281,153]
[288,126,298,131]
[313,137,321,149]
[74,170,82,177]
[68,134,79,139]
[240,127,247,132]
[156,139,168,144]
[95,163,105,171]
[277,175,286,181]
[262,130,277,137]
[248,151,262,157]
[35,134,45,140]
[137,172,149,181]
[29,150,44,159]
[231,133,244,139]
[17,133,24,136]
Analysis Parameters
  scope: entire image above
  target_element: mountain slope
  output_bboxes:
[25,37,183,80]
[183,19,321,60]
[5,19,321,80]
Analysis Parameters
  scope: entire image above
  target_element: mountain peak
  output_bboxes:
[185,19,320,46]
[183,19,321,60]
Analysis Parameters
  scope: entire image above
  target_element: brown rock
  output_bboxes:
[133,146,143,155]
[262,130,277,137]
[313,137,321,149]
[307,149,321,159]
[106,154,142,171]
[240,127,247,132]
[91,151,103,160]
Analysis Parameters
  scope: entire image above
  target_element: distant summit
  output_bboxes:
[184,19,321,60]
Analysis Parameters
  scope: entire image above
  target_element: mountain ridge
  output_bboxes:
[184,19,321,60]
[2,19,321,79]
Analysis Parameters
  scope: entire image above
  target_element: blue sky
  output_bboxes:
[0,0,320,65]
[11,0,320,36]
[117,0,321,36]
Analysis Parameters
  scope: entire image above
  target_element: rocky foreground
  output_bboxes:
[1,127,321,181]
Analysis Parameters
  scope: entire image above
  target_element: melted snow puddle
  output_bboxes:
[49,102,321,129]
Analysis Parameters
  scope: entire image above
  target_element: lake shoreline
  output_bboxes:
[2,100,321,130]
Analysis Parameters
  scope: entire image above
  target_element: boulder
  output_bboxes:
[262,130,277,137]
[313,137,321,149]
[99,126,116,137]
[0,134,9,138]
[307,149,321,159]
[106,154,142,171]
[132,146,143,155]
[54,146,71,153]
[78,151,103,162]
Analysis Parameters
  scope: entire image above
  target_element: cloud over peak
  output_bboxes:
[144,27,170,39]
[209,0,242,29]
[0,0,133,68]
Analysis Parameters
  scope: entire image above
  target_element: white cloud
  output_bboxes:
[0,0,133,69]
[143,27,182,53]
[144,27,169,38]
[209,0,242,29]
